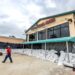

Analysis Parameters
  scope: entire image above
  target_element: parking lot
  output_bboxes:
[0,54,74,75]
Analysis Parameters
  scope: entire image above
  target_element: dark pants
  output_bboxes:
[3,54,13,63]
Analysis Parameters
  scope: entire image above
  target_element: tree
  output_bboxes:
[9,35,16,38]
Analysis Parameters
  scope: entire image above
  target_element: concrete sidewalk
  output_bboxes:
[0,54,74,75]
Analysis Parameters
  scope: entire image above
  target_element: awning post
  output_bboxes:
[22,44,24,54]
[45,43,47,58]
[66,41,70,63]
[31,44,33,54]
[23,44,24,49]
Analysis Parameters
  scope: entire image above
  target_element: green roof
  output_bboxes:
[26,10,75,33]
[22,37,75,44]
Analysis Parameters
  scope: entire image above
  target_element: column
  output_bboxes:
[66,41,70,62]
[27,34,29,42]
[37,32,38,41]
[45,29,48,39]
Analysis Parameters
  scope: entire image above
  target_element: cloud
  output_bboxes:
[0,0,31,38]
[0,21,26,38]
[0,0,75,39]
[44,0,56,8]
[65,0,75,10]
[26,2,44,17]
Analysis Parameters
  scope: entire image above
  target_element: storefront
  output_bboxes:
[0,36,25,49]
[24,10,75,52]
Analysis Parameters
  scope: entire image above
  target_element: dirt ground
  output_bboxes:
[0,53,75,75]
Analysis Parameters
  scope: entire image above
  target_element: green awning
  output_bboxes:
[22,37,75,44]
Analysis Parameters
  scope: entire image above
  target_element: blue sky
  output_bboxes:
[0,0,75,39]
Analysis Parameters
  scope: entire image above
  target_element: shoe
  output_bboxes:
[2,61,5,63]
[10,61,13,63]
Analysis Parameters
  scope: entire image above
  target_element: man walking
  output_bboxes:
[2,46,13,63]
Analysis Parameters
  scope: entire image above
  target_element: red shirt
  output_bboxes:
[6,48,11,55]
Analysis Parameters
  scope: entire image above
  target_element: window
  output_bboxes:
[54,25,60,38]
[38,30,46,40]
[37,22,70,40]
[54,25,60,30]
[47,22,69,39]
[61,24,69,37]
[29,33,37,41]
[38,32,43,40]
[47,28,53,39]
[54,29,60,38]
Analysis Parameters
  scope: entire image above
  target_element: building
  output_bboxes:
[24,10,75,53]
[0,36,25,49]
